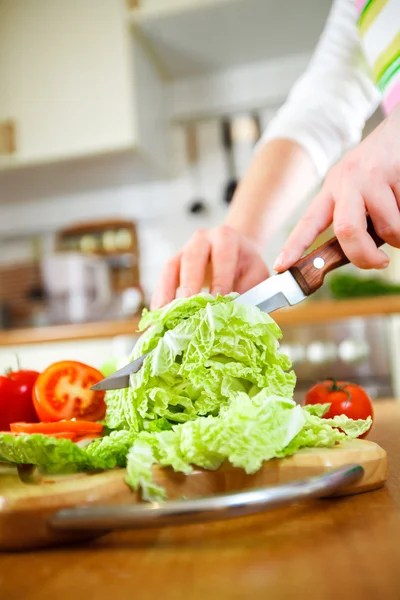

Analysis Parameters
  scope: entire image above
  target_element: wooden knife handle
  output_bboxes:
[288,216,385,297]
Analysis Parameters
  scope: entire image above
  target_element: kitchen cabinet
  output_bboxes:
[0,0,167,173]
[130,0,331,78]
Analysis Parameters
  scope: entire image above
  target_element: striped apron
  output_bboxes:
[356,0,400,114]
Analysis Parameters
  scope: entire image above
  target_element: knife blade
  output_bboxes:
[92,217,384,392]
[91,352,150,391]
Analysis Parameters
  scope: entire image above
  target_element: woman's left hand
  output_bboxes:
[273,104,400,272]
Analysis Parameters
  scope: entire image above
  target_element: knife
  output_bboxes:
[92,217,384,391]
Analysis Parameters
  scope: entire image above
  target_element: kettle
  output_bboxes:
[41,253,112,324]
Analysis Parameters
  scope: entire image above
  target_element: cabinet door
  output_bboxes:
[138,0,204,10]
[0,0,136,165]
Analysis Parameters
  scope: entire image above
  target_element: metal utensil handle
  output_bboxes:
[50,464,364,533]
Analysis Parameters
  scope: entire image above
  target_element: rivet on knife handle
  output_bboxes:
[288,216,385,297]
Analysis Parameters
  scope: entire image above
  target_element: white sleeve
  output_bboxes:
[258,0,381,179]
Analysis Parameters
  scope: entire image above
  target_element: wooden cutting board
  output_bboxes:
[0,439,388,551]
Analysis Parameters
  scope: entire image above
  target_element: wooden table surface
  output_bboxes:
[1,400,400,600]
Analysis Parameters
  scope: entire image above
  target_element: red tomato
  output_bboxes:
[32,361,106,423]
[10,421,103,435]
[0,370,40,430]
[304,379,374,438]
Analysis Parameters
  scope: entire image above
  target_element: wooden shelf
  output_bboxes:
[0,318,142,347]
[274,295,400,328]
[130,0,331,78]
[1,295,400,347]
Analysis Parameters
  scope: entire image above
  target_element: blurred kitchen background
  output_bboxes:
[1,0,400,401]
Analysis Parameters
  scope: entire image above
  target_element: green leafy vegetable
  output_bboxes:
[125,392,371,500]
[329,272,400,299]
[0,293,372,502]
[302,403,331,417]
[105,294,295,431]
[0,430,137,473]
[85,430,137,469]
[0,433,90,473]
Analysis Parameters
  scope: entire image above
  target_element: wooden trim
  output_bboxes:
[275,295,400,327]
[0,318,142,347]
[0,120,16,155]
[126,0,140,9]
[57,219,137,237]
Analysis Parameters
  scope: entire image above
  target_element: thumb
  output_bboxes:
[273,189,334,272]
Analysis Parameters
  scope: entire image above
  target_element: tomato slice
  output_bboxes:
[32,361,106,422]
[10,421,103,435]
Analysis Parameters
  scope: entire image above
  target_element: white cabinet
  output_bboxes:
[138,0,201,10]
[130,0,331,79]
[0,0,167,172]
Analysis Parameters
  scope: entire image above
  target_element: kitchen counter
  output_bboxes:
[1,400,400,599]
[1,295,400,346]
[0,316,142,347]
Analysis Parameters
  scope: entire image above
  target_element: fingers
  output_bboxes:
[393,180,400,207]
[179,229,211,298]
[151,228,210,310]
[209,226,240,295]
[151,254,181,309]
[273,188,334,271]
[366,185,400,249]
[234,257,269,294]
[151,225,268,309]
[333,186,389,269]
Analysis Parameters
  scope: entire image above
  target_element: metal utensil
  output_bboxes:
[186,122,207,215]
[92,352,150,391]
[221,117,238,205]
[92,217,384,392]
[50,464,363,532]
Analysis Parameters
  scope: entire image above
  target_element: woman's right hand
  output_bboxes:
[150,225,269,309]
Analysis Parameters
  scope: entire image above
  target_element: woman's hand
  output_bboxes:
[151,225,269,309]
[273,104,400,272]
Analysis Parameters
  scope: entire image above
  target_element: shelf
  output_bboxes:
[130,0,332,78]
[275,295,400,328]
[1,296,400,347]
[0,318,142,347]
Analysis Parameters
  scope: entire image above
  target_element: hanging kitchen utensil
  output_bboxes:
[185,122,207,215]
[221,117,238,205]
[252,112,262,143]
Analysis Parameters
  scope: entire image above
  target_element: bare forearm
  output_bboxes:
[225,139,320,248]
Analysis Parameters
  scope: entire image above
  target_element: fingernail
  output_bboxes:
[212,286,222,296]
[273,252,285,271]
[150,295,161,310]
[177,286,192,299]
[377,260,390,270]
